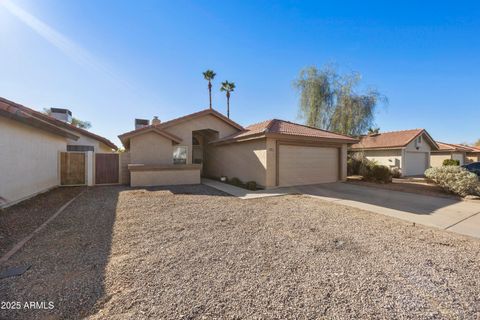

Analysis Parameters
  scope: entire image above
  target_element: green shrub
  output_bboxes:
[367,165,393,183]
[425,166,480,197]
[391,167,402,178]
[245,181,257,190]
[229,177,243,187]
[443,159,460,166]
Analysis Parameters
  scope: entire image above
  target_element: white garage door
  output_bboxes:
[405,152,428,176]
[279,145,339,187]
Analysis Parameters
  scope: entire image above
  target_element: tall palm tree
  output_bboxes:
[203,70,216,109]
[220,81,235,118]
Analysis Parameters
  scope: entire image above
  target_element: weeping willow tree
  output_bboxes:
[294,66,386,136]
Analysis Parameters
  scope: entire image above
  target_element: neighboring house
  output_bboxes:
[349,129,439,176]
[0,97,117,208]
[465,146,480,163]
[118,109,358,188]
[430,142,470,167]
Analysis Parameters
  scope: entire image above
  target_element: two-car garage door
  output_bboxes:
[278,145,339,187]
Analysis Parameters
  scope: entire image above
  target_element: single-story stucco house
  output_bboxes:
[349,129,439,176]
[430,142,471,167]
[118,108,358,188]
[465,145,480,163]
[0,97,117,208]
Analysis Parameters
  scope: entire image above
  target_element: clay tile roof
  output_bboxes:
[0,97,118,150]
[350,129,438,150]
[435,141,472,152]
[211,119,358,144]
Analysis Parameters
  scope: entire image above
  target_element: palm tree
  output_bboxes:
[220,81,235,118]
[203,70,216,109]
[367,127,380,135]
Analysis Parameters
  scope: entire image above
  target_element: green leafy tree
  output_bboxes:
[71,118,92,129]
[220,81,236,118]
[203,70,216,109]
[293,65,386,136]
[367,127,380,134]
[475,139,480,147]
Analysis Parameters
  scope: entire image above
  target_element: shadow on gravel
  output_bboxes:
[0,186,120,320]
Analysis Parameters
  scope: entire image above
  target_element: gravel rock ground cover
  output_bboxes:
[0,187,84,256]
[1,185,480,319]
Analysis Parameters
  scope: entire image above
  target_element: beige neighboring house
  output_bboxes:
[349,129,439,177]
[0,97,117,208]
[465,145,480,163]
[430,142,471,167]
[118,109,358,188]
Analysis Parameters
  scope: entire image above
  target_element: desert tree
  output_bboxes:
[293,65,386,136]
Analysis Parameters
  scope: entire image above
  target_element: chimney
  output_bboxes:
[50,108,72,123]
[151,116,161,126]
[135,118,149,130]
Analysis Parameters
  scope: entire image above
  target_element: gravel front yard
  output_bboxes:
[1,185,480,319]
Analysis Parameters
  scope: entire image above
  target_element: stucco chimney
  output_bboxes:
[135,118,149,130]
[50,108,72,123]
[151,116,161,126]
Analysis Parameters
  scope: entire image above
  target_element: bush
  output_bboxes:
[229,177,243,187]
[443,159,460,166]
[391,167,402,178]
[425,166,480,197]
[367,165,393,183]
[245,181,257,190]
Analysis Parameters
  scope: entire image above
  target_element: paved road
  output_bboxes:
[292,182,480,239]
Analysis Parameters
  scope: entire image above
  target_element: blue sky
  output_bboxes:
[1,0,479,147]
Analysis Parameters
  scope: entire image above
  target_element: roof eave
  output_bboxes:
[0,108,80,140]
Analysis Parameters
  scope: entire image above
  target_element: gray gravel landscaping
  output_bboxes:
[1,185,480,319]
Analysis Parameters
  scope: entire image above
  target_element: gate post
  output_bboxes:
[86,151,94,186]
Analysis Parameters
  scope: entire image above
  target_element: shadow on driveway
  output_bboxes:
[293,182,466,215]
[0,186,121,319]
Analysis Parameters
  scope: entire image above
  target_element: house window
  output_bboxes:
[67,145,94,152]
[173,146,188,164]
[417,136,422,144]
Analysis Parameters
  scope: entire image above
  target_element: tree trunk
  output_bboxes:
[226,92,230,118]
[208,81,212,109]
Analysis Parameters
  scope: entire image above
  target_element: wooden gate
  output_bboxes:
[95,153,119,184]
[61,152,86,185]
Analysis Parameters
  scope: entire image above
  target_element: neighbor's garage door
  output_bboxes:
[405,152,428,176]
[278,145,339,187]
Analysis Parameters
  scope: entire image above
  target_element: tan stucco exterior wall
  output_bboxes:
[359,149,403,169]
[0,117,67,207]
[205,139,267,187]
[67,132,113,152]
[130,169,200,187]
[467,154,480,163]
[130,132,174,165]
[163,114,240,165]
[430,153,452,167]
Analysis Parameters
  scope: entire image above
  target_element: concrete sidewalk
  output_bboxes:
[202,178,291,199]
[293,182,480,239]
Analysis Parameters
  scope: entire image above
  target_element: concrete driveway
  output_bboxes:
[292,182,480,239]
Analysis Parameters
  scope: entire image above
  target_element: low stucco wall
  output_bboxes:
[205,139,267,187]
[0,117,67,208]
[129,165,201,187]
